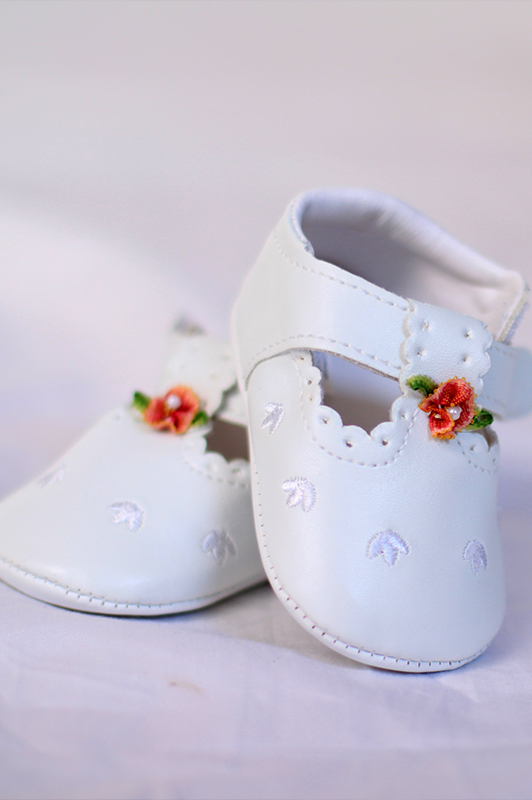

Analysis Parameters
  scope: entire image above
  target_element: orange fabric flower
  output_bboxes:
[143,385,200,434]
[418,377,476,440]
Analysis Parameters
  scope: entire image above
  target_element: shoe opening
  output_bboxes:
[206,418,249,462]
[297,189,525,338]
[316,352,402,434]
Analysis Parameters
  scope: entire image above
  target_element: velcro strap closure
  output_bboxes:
[233,217,532,420]
[234,222,409,383]
[482,343,532,419]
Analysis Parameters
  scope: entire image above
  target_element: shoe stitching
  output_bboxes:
[298,349,498,472]
[404,303,498,470]
[272,225,517,418]
[456,438,498,474]
[273,229,410,311]
[295,355,417,467]
[244,334,402,384]
[469,326,512,416]
[290,200,312,248]
[249,215,501,664]
[0,553,262,609]
[179,448,250,488]
[284,201,523,355]
[491,341,517,361]
[245,239,512,420]
[253,468,487,670]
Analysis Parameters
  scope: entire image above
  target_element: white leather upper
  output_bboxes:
[234,192,532,420]
[0,332,264,614]
[231,189,532,672]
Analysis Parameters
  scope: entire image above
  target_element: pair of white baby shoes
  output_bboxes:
[2,189,531,673]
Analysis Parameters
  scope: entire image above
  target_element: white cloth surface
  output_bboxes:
[1,2,532,798]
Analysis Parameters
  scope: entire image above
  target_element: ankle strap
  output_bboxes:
[158,329,246,426]
[232,190,532,420]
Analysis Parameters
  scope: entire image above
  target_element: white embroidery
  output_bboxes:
[463,540,487,574]
[110,501,144,532]
[282,478,316,512]
[367,531,409,566]
[38,465,66,488]
[202,530,237,566]
[262,402,284,434]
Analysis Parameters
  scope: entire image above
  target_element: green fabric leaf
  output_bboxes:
[191,409,210,428]
[406,375,438,397]
[466,407,494,430]
[133,391,151,413]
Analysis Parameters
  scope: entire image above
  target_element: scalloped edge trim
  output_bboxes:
[178,432,251,488]
[294,352,499,471]
[126,409,251,488]
[0,553,266,616]
[294,352,419,466]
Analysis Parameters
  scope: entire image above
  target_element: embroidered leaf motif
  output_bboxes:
[202,530,237,566]
[110,501,144,532]
[262,402,284,434]
[367,531,409,566]
[38,465,66,488]
[463,540,487,574]
[466,408,494,431]
[282,478,316,512]
[406,375,438,397]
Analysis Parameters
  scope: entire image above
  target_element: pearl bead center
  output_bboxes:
[448,406,462,421]
[166,394,182,410]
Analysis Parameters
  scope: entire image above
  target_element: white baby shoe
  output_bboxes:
[0,327,265,614]
[232,188,532,672]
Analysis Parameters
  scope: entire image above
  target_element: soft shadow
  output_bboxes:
[205,418,249,462]
[186,584,368,670]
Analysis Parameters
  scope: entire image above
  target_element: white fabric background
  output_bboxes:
[1,2,532,798]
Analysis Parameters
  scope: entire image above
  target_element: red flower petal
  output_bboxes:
[168,408,197,434]
[428,408,455,439]
[143,385,201,434]
[418,377,477,439]
[419,396,440,415]
[454,403,476,431]
[144,398,167,427]
[165,386,200,416]
[430,378,475,410]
